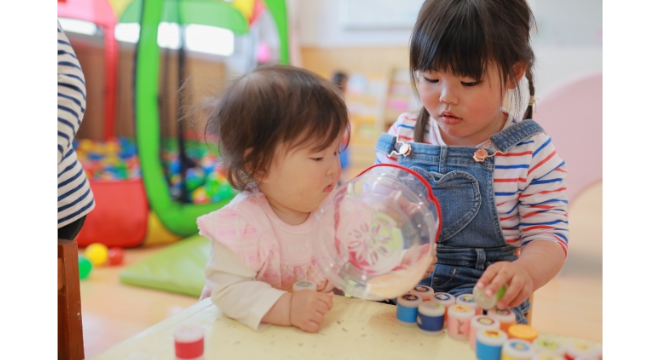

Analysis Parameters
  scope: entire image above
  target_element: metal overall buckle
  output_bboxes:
[388,136,412,158]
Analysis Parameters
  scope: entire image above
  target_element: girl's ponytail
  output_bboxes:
[414,108,430,143]
[523,67,536,120]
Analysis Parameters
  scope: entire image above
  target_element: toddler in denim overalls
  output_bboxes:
[375,0,569,324]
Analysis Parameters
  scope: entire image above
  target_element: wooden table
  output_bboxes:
[92,296,599,359]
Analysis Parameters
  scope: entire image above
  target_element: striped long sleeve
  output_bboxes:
[58,22,95,227]
[513,134,569,256]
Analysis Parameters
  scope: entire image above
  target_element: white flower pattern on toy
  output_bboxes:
[347,216,393,266]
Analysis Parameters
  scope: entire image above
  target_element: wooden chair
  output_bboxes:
[58,239,85,360]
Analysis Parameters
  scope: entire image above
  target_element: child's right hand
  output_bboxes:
[290,290,334,333]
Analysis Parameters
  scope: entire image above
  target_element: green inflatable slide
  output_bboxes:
[119,0,289,296]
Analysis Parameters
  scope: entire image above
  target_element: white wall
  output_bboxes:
[292,0,602,97]
[295,0,419,47]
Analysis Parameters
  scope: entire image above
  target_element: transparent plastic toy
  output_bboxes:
[313,164,442,300]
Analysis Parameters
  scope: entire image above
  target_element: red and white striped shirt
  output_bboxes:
[375,112,569,257]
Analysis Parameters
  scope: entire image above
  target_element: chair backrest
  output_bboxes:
[58,239,85,360]
[533,71,603,202]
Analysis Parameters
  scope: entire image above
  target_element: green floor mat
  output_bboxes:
[119,234,210,297]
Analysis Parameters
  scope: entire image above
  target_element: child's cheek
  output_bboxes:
[469,95,499,119]
[417,82,438,106]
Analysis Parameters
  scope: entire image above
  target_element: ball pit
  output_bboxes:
[75,137,141,182]
[74,136,238,205]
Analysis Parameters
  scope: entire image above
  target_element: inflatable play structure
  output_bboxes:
[59,0,290,295]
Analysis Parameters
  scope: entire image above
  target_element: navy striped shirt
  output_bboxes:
[58,22,95,227]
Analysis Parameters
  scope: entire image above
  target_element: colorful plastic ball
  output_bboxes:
[192,187,210,204]
[169,158,181,175]
[84,243,109,266]
[218,181,235,199]
[108,247,125,266]
[105,141,119,153]
[185,167,205,192]
[204,179,220,195]
[78,139,93,152]
[78,255,93,279]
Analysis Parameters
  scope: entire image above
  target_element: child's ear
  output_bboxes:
[508,61,528,89]
[244,147,267,183]
[253,168,268,183]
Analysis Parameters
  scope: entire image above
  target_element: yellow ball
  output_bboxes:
[84,243,109,266]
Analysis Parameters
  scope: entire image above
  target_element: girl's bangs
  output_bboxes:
[411,2,489,80]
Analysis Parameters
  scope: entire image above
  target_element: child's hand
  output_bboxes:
[475,261,533,309]
[423,243,437,279]
[399,243,436,281]
[290,291,334,333]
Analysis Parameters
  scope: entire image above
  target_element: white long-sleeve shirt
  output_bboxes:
[199,190,332,331]
[204,240,287,331]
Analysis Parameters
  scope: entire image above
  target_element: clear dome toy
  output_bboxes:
[313,164,441,300]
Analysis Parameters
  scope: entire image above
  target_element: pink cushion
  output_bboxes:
[533,71,602,202]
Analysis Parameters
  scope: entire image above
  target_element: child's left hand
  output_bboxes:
[475,261,533,309]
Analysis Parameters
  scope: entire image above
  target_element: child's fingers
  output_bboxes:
[317,300,331,314]
[476,263,504,291]
[500,276,532,308]
[310,309,325,324]
[318,293,334,311]
[496,274,526,308]
[496,283,521,309]
[505,290,530,309]
[483,268,513,298]
[304,320,321,333]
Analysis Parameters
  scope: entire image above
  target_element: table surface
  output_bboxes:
[92,296,600,360]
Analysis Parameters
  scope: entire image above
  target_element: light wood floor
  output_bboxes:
[79,181,602,358]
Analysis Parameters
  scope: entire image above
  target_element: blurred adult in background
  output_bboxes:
[58,21,95,240]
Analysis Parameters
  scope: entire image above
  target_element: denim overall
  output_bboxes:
[375,119,545,324]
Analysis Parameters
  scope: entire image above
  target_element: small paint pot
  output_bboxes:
[475,328,508,360]
[456,293,482,316]
[508,324,539,343]
[431,292,455,307]
[447,304,475,340]
[396,293,422,327]
[174,324,204,360]
[565,341,601,360]
[487,308,517,333]
[430,292,455,326]
[473,284,506,310]
[416,301,445,335]
[501,339,534,360]
[410,285,434,301]
[292,281,316,293]
[470,316,501,350]
[532,337,565,357]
